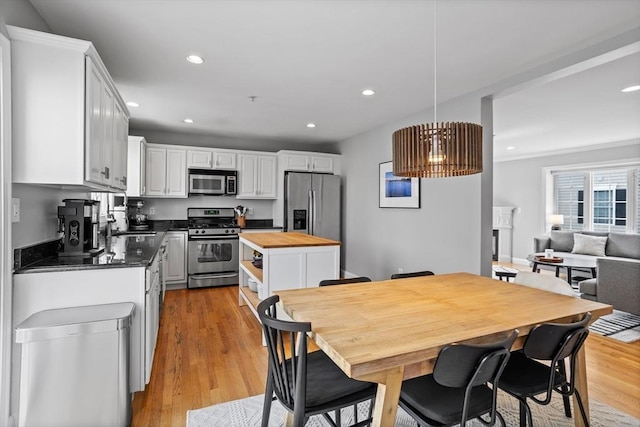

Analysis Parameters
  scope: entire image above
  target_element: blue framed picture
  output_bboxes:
[379,161,421,208]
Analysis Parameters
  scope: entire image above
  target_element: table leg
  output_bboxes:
[532,262,539,273]
[371,366,404,427]
[567,267,573,284]
[573,345,590,427]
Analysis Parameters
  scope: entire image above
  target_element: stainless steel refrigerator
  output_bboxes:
[284,172,341,242]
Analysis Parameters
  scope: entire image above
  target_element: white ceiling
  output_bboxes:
[27,0,640,161]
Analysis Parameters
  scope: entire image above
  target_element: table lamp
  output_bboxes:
[550,214,564,231]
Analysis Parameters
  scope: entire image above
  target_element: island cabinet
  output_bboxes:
[8,26,129,191]
[238,232,340,322]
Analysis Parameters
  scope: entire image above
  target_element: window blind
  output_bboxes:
[554,172,585,231]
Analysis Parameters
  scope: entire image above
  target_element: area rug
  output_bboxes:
[187,392,640,427]
[589,310,640,343]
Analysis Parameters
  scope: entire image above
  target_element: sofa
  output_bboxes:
[534,231,640,316]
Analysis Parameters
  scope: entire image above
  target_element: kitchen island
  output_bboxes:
[238,232,340,322]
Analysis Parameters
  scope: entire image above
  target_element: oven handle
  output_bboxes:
[190,273,239,280]
[188,235,239,241]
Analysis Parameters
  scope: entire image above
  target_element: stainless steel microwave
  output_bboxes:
[188,169,237,196]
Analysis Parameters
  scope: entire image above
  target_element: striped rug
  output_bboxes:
[589,310,640,343]
[187,392,640,427]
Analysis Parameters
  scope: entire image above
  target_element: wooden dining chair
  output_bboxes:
[319,277,372,286]
[399,330,518,427]
[390,270,435,280]
[498,313,592,427]
[257,295,376,427]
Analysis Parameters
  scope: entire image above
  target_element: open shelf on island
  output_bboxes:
[241,260,263,283]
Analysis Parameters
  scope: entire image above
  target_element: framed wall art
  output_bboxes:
[379,161,421,209]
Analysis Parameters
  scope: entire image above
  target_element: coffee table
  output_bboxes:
[528,253,597,284]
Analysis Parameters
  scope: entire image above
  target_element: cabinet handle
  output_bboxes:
[100,166,110,179]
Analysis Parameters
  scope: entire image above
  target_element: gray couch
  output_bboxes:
[534,231,640,315]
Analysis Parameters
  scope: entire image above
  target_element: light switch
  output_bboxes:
[149,207,155,215]
[11,198,20,222]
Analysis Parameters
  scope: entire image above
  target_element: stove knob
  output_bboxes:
[225,229,229,234]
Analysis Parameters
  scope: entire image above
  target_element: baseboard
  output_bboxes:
[512,257,530,266]
[341,269,358,279]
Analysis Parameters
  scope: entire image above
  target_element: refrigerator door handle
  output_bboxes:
[311,190,317,235]
[308,190,314,235]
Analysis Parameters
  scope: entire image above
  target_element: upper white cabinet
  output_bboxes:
[280,151,341,174]
[126,136,147,197]
[236,152,277,199]
[9,26,129,191]
[187,148,236,170]
[145,144,187,198]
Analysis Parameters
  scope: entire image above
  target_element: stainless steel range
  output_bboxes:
[187,208,240,289]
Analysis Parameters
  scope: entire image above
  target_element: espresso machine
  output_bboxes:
[57,199,103,257]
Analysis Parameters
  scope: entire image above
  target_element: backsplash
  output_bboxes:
[137,197,274,221]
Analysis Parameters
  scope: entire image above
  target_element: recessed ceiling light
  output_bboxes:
[186,55,204,64]
[506,146,516,150]
[306,123,316,128]
[183,118,194,124]
[126,102,139,108]
[621,85,640,93]
[361,89,376,96]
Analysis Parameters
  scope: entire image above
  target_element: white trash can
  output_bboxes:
[15,302,135,427]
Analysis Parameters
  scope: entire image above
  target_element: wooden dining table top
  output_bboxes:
[275,272,612,381]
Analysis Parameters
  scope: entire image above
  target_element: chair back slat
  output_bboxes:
[319,277,371,286]
[390,270,435,280]
[524,313,591,361]
[433,330,518,388]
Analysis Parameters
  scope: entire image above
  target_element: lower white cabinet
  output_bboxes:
[13,267,148,392]
[165,231,187,283]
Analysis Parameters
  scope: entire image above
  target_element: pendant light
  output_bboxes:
[392,0,482,178]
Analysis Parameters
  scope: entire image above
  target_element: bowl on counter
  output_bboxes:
[248,278,258,292]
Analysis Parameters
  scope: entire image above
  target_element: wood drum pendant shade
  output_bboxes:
[392,122,483,178]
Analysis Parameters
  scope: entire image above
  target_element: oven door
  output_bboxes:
[188,235,239,275]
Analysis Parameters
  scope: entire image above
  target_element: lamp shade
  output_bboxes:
[549,214,564,225]
[392,122,483,177]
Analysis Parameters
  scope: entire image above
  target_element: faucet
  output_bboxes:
[106,212,116,238]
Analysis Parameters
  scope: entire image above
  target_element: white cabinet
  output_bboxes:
[280,151,340,174]
[187,148,237,170]
[237,153,277,199]
[145,144,187,198]
[165,231,187,284]
[126,136,147,197]
[9,26,129,191]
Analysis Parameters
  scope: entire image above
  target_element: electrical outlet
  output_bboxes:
[11,198,20,223]
[516,207,522,214]
[247,208,253,215]
[397,268,404,274]
[149,207,155,215]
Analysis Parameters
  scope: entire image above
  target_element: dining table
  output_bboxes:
[275,272,612,427]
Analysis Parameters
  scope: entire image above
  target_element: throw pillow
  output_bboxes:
[572,233,607,257]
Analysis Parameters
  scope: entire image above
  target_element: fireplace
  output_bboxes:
[493,207,515,262]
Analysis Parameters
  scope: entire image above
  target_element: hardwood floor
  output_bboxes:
[132,282,640,426]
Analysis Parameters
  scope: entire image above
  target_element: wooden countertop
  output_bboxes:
[239,231,340,249]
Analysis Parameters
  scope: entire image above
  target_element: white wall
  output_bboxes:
[337,95,485,280]
[493,141,640,264]
[139,196,274,221]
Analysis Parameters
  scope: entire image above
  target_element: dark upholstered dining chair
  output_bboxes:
[399,330,518,427]
[498,313,592,427]
[390,270,435,280]
[258,295,376,427]
[319,277,372,286]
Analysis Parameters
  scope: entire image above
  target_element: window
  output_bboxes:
[549,166,639,234]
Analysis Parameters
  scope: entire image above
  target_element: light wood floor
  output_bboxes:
[132,282,640,427]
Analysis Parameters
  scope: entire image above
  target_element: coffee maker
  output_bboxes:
[57,199,103,257]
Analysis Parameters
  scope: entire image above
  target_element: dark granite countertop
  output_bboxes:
[15,232,167,274]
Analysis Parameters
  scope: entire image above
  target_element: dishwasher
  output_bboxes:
[15,302,135,427]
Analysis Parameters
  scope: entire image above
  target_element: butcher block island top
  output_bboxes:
[238,231,340,248]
